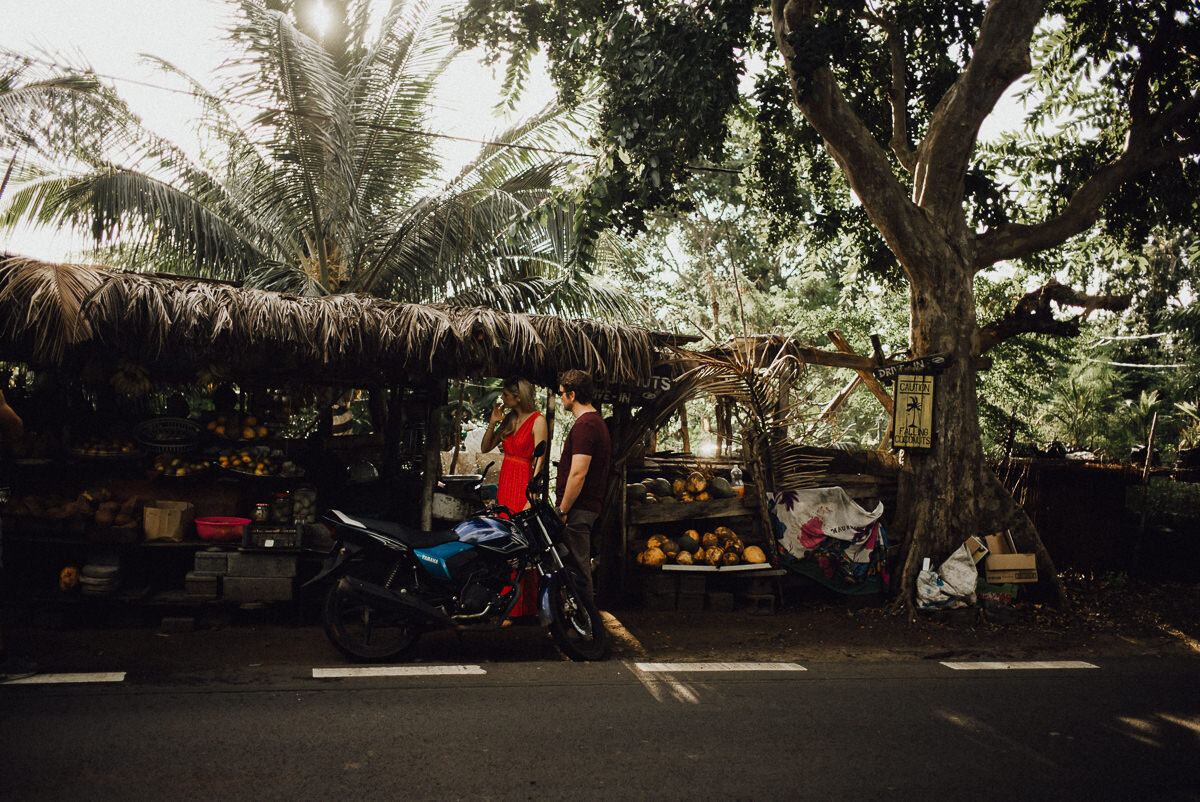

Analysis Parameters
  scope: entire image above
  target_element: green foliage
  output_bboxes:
[1176,401,1200,449]
[0,0,640,319]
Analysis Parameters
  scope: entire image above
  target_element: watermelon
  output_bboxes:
[677,532,700,553]
[709,477,735,498]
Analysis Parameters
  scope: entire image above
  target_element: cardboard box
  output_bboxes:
[143,501,195,542]
[983,531,1038,583]
[966,536,989,565]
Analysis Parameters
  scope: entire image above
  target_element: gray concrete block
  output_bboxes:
[226,552,297,578]
[193,551,230,575]
[221,575,294,601]
[706,591,735,612]
[185,571,221,598]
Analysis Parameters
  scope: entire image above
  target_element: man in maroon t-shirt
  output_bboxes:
[554,370,611,601]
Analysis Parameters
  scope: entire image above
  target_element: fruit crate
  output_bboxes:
[242,525,298,550]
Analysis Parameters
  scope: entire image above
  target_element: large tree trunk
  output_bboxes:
[897,261,1067,610]
[771,0,1066,611]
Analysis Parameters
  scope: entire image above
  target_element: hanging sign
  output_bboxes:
[873,353,949,381]
[594,376,673,406]
[893,374,935,450]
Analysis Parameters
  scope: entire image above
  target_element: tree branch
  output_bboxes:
[912,0,1043,221]
[1128,4,1175,132]
[975,101,1200,269]
[866,10,917,173]
[976,279,1131,353]
[772,0,938,281]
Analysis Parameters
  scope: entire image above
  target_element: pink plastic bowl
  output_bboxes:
[195,516,250,542]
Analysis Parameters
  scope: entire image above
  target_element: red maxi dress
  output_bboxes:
[497,411,542,617]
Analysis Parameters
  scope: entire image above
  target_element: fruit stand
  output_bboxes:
[621,464,786,612]
[0,256,684,618]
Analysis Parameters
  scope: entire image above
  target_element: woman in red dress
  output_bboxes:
[481,377,547,618]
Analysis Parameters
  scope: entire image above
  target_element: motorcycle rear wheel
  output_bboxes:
[323,564,421,663]
[545,572,609,661]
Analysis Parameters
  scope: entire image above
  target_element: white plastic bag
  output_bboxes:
[915,544,979,609]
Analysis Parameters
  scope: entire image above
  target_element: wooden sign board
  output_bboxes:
[893,374,934,449]
[873,353,949,381]
[594,375,673,407]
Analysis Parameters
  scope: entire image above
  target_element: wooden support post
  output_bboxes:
[543,387,556,482]
[877,409,895,451]
[679,401,691,454]
[806,373,863,439]
[448,380,465,474]
[420,378,445,532]
[827,330,894,416]
[1134,411,1159,576]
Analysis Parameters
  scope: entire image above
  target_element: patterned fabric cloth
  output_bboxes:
[770,487,890,590]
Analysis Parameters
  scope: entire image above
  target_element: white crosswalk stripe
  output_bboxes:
[312,665,486,678]
[634,662,806,672]
[3,672,126,685]
[941,660,1099,670]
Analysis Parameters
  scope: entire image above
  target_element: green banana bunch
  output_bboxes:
[110,360,151,397]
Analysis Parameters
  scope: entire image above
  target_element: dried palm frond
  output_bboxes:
[4,258,671,387]
[0,256,107,363]
[660,334,833,491]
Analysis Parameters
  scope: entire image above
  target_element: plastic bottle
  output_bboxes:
[730,465,744,497]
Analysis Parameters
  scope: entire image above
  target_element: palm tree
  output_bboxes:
[0,0,640,318]
[0,53,102,202]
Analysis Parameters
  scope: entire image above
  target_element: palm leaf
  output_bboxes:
[0,256,106,362]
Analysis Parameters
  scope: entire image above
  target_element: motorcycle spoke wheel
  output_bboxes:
[323,579,420,663]
[546,573,609,662]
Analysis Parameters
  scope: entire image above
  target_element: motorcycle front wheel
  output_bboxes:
[323,563,421,663]
[544,572,609,661]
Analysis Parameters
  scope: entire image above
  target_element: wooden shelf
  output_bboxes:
[627,495,758,525]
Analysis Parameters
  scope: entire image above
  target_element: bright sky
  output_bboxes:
[0,0,552,261]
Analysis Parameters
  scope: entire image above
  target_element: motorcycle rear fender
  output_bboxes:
[300,544,355,589]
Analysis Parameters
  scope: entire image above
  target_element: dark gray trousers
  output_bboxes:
[561,509,599,601]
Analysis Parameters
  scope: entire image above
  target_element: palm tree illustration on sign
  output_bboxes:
[904,394,924,438]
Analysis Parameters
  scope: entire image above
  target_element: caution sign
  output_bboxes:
[893,375,934,450]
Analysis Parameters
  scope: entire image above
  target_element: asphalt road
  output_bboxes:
[3,656,1198,801]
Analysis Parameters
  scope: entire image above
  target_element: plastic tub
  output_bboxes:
[195,516,251,542]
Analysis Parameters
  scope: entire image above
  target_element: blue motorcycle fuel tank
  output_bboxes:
[454,516,527,555]
[414,541,474,581]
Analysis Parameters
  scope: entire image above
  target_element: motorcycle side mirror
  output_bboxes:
[527,441,550,502]
[473,461,496,492]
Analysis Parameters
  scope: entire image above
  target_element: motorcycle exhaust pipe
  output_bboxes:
[338,576,453,626]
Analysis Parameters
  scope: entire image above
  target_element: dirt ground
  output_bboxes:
[609,574,1200,663]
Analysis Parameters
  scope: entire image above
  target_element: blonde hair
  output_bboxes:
[498,376,537,438]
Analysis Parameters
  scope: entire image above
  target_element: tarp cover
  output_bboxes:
[770,487,889,591]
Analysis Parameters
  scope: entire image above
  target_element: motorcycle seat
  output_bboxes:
[327,509,459,549]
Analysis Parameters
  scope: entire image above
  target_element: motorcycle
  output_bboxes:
[303,442,609,662]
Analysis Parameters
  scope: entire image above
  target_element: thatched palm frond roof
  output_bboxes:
[0,255,679,388]
[0,256,106,365]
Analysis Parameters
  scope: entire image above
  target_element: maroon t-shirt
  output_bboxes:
[555,411,611,514]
